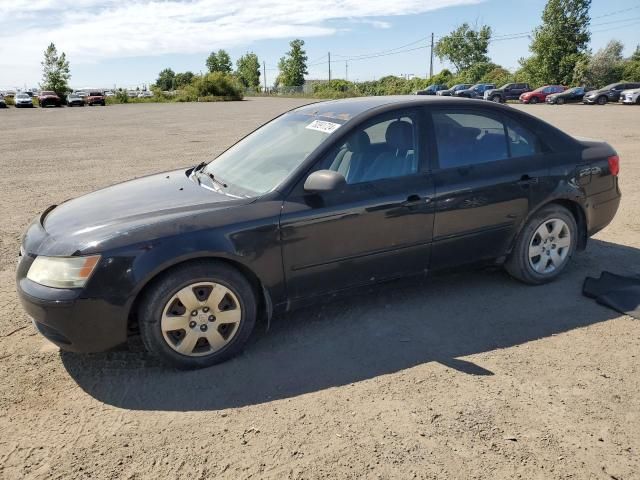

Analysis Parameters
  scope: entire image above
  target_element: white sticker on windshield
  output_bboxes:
[306,119,341,134]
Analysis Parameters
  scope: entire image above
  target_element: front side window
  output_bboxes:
[204,113,344,196]
[324,113,418,184]
[432,110,508,168]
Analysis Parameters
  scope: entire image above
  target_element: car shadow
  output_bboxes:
[61,238,637,411]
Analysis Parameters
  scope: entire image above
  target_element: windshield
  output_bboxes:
[203,113,343,197]
[602,83,619,90]
[567,87,581,94]
[17,94,29,99]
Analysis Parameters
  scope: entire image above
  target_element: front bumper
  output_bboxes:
[16,254,128,352]
[622,96,638,104]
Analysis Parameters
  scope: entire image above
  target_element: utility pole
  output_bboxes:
[429,32,434,78]
[328,52,331,84]
[345,61,348,81]
[263,61,267,93]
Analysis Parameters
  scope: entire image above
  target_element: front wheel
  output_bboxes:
[138,261,257,369]
[505,205,577,285]
[557,97,565,105]
[529,96,539,104]
[597,96,608,105]
[490,95,501,103]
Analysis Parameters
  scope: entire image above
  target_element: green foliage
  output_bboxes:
[631,45,640,62]
[115,89,129,103]
[434,23,492,72]
[277,39,308,87]
[175,72,243,101]
[236,53,261,89]
[573,40,624,87]
[428,69,454,86]
[174,71,195,88]
[525,0,591,85]
[40,43,71,97]
[623,60,640,82]
[155,68,176,91]
[206,50,232,73]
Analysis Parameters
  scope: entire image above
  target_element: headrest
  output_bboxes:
[346,130,371,153]
[385,120,413,151]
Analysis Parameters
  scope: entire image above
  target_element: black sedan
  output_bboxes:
[546,87,592,105]
[17,96,621,369]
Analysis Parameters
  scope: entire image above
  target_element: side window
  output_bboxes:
[505,117,542,158]
[432,110,508,168]
[325,114,418,184]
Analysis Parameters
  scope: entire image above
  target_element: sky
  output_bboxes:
[1,0,639,90]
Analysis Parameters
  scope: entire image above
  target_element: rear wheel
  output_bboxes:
[505,205,577,285]
[138,261,257,369]
[597,96,607,105]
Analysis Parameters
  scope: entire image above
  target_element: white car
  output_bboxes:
[621,88,640,105]
[104,91,115,97]
[15,93,34,108]
[137,91,153,98]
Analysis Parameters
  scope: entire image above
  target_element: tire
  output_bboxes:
[557,97,565,105]
[597,96,607,105]
[491,95,502,103]
[138,261,257,369]
[505,204,577,285]
[101,101,105,106]
[529,96,539,104]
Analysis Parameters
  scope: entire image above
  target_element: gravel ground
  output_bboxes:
[1,98,639,480]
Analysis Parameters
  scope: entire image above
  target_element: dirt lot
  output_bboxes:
[1,98,639,480]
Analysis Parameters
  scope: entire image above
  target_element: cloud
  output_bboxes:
[0,0,480,83]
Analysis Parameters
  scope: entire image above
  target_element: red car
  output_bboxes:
[38,91,62,107]
[520,85,565,104]
[86,91,106,106]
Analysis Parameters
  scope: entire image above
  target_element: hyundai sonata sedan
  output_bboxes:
[17,96,621,369]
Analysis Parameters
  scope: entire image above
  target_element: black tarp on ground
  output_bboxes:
[583,272,640,320]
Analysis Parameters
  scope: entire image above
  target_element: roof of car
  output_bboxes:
[292,95,504,121]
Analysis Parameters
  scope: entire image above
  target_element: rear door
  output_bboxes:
[427,107,547,269]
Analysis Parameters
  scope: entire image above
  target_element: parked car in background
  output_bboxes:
[437,84,473,96]
[545,86,593,105]
[17,96,621,369]
[415,84,448,95]
[67,93,85,107]
[520,85,565,104]
[137,91,153,98]
[583,82,640,105]
[127,91,139,98]
[37,91,62,107]
[104,91,115,97]
[620,87,640,105]
[454,83,496,99]
[86,91,106,106]
[0,94,6,108]
[15,93,34,108]
[483,83,531,103]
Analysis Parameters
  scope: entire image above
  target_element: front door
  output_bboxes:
[280,110,435,300]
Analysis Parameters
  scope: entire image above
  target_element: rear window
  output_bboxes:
[89,92,102,96]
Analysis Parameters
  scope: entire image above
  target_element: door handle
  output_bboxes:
[517,174,538,185]
[401,194,432,207]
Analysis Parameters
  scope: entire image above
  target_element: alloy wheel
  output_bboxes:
[161,282,242,357]
[528,218,571,275]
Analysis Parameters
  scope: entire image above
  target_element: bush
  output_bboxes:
[192,72,243,100]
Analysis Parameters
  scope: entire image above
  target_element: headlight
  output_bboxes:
[27,255,101,288]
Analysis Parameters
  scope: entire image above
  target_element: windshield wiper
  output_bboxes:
[203,171,228,189]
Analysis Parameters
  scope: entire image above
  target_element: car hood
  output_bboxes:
[36,169,253,254]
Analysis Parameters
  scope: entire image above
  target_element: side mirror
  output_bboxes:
[304,170,346,193]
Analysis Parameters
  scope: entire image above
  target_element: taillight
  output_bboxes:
[608,155,620,176]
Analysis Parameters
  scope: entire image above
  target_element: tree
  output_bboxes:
[155,68,176,90]
[573,40,625,87]
[631,45,640,62]
[174,71,195,88]
[524,0,591,85]
[434,23,492,72]
[236,53,261,89]
[206,50,232,73]
[277,39,308,87]
[40,43,71,97]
